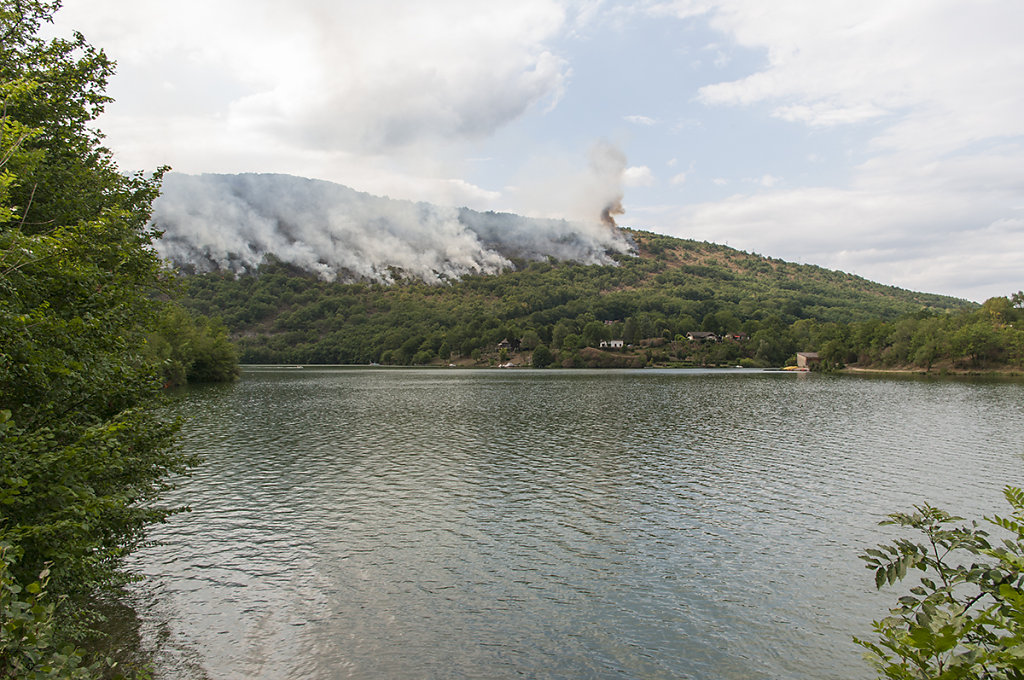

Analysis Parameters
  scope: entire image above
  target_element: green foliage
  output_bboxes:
[531,344,553,368]
[1,544,99,679]
[172,229,994,369]
[146,303,239,386]
[857,487,1024,679]
[561,333,583,351]
[1,0,198,660]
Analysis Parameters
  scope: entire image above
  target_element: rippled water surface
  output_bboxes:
[131,368,1024,679]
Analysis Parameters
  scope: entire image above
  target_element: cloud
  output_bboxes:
[624,115,657,126]
[685,1,1024,151]
[49,0,570,188]
[624,166,655,187]
[751,174,781,188]
[226,2,570,152]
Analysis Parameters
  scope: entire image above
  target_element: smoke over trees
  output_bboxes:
[151,172,634,284]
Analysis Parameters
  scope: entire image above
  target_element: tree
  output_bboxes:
[857,487,1024,679]
[982,296,1013,324]
[1,0,194,648]
[622,317,638,345]
[552,319,574,350]
[582,320,608,348]
[520,329,541,351]
[147,303,239,386]
[951,321,1000,366]
[531,344,553,368]
[562,333,583,351]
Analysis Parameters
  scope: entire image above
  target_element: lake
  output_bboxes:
[126,367,1024,679]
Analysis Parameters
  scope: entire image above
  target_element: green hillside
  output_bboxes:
[172,228,1006,369]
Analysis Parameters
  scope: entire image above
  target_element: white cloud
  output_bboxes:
[670,172,688,185]
[745,174,781,188]
[624,165,656,187]
[50,0,570,193]
[773,103,889,128]
[688,1,1024,151]
[648,1,719,21]
[624,115,658,126]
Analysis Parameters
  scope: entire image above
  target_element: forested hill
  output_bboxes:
[176,228,976,366]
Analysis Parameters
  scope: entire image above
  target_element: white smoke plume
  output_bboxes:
[151,173,634,283]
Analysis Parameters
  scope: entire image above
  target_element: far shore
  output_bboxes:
[842,365,1024,377]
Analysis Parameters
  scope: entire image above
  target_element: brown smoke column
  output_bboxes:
[601,197,624,228]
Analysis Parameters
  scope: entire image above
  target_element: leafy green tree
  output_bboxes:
[858,487,1024,679]
[982,296,1013,324]
[520,329,541,351]
[552,319,574,350]
[622,317,638,345]
[531,344,553,368]
[582,320,608,348]
[147,303,239,386]
[1,0,195,647]
[562,333,583,351]
[1,1,157,236]
[951,321,1001,366]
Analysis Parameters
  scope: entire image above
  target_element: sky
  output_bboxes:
[49,0,1024,302]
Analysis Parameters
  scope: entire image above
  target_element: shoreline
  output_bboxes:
[841,365,1024,377]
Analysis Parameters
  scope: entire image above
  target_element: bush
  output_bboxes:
[1,545,97,679]
[857,486,1024,678]
[531,344,553,368]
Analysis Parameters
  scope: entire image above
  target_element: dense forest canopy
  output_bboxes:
[172,229,1021,372]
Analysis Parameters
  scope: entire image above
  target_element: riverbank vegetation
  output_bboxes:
[1,2,235,675]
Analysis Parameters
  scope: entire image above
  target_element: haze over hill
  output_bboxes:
[152,172,633,284]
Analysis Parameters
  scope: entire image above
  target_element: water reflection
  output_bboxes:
[130,369,1024,679]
